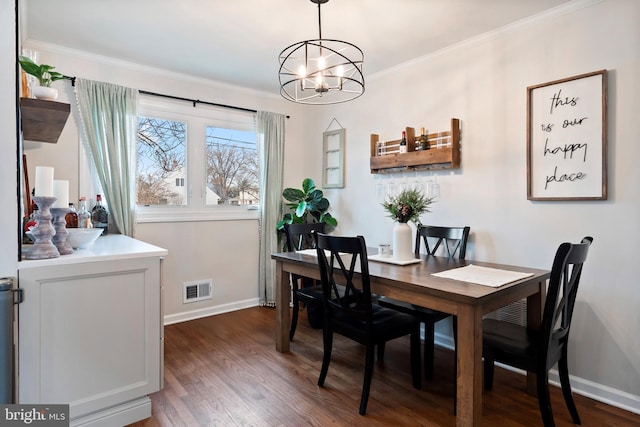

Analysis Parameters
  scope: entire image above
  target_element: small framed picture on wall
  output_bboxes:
[322,129,345,189]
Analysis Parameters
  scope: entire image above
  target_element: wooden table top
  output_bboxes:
[272,250,550,307]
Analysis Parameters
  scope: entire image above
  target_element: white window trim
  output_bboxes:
[136,205,259,223]
[136,95,259,223]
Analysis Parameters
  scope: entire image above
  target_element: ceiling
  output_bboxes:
[22,0,573,96]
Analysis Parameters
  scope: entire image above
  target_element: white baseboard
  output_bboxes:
[163,298,260,325]
[434,332,640,416]
[548,369,640,416]
[71,397,151,427]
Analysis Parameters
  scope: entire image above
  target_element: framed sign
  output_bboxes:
[322,129,345,188]
[527,70,607,200]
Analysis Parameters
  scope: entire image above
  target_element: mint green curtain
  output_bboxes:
[257,111,285,306]
[74,79,138,236]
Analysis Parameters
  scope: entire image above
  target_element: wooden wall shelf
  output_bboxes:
[370,118,461,173]
[20,98,71,144]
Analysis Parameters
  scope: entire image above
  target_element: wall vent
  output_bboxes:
[183,279,212,304]
[495,298,527,326]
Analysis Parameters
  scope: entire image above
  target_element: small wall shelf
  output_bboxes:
[370,118,461,174]
[20,98,71,144]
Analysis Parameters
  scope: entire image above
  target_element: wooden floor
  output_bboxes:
[129,307,639,427]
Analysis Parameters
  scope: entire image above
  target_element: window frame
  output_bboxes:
[136,96,259,223]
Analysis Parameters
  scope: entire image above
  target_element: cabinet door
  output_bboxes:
[18,257,161,420]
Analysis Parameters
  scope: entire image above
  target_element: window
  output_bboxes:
[137,117,187,206]
[136,96,259,222]
[205,126,258,206]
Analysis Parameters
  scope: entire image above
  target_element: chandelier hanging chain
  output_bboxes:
[317,1,322,39]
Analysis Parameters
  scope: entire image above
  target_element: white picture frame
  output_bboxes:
[322,129,345,189]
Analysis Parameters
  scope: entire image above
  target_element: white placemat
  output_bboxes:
[296,249,353,264]
[296,249,323,257]
[431,264,534,287]
[368,254,422,265]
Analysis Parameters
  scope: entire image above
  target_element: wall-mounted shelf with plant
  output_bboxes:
[370,118,461,173]
[18,56,71,143]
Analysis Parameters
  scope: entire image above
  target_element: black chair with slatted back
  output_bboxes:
[283,222,326,341]
[378,225,470,380]
[483,236,593,427]
[314,232,421,415]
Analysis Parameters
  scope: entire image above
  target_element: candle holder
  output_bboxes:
[24,196,60,260]
[51,207,73,255]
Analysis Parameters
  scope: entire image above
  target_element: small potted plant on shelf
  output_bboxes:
[382,187,434,260]
[19,56,70,101]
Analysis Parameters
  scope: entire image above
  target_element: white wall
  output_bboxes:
[0,1,18,278]
[305,0,640,411]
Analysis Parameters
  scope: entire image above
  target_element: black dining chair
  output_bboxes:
[483,236,593,427]
[314,232,421,415]
[283,222,326,340]
[378,225,470,380]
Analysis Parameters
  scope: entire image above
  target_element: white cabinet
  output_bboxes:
[18,236,167,426]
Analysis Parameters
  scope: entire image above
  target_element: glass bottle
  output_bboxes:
[78,197,92,228]
[399,131,407,153]
[91,194,109,234]
[65,203,78,228]
[420,127,430,150]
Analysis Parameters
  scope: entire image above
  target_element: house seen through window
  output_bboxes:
[137,117,187,206]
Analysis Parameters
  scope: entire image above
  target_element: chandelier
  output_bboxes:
[278,0,365,105]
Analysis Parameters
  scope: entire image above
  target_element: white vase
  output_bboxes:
[31,86,58,101]
[393,222,413,260]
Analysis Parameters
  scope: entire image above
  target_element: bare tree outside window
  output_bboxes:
[137,117,187,205]
[206,126,259,206]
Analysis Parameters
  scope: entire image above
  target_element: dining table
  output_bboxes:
[271,249,551,427]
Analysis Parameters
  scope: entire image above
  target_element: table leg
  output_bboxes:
[456,304,483,426]
[275,261,290,352]
[526,280,546,394]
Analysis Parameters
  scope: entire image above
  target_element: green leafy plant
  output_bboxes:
[19,56,70,87]
[382,187,434,224]
[276,178,338,231]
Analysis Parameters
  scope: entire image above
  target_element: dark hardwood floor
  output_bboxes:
[129,307,639,426]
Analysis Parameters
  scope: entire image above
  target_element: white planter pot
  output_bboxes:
[393,222,414,260]
[31,86,58,101]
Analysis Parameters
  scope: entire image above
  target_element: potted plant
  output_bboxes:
[381,187,434,260]
[276,178,338,233]
[19,55,70,100]
[276,178,338,328]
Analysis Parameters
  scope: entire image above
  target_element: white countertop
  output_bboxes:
[19,234,168,269]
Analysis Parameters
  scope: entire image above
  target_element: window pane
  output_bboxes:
[137,117,187,206]
[205,126,259,206]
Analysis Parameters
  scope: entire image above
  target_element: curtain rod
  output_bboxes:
[67,76,289,118]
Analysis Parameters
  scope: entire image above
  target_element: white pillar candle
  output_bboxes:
[34,166,54,197]
[52,180,69,208]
